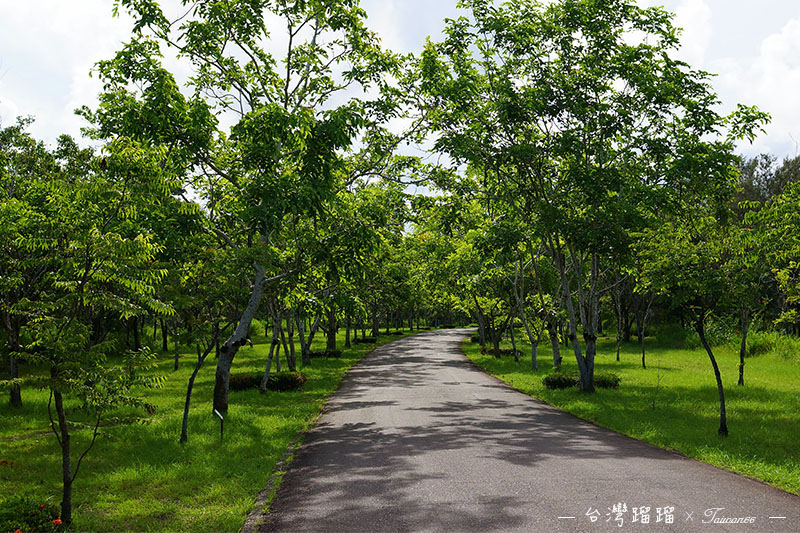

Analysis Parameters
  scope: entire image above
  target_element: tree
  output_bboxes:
[2,134,174,524]
[637,216,736,436]
[90,0,408,414]
[0,118,59,407]
[412,0,767,390]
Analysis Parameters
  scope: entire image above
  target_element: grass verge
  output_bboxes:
[463,334,800,495]
[1,327,418,532]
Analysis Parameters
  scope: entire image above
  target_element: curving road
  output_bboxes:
[255,329,799,532]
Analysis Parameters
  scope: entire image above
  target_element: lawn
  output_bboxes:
[0,326,418,532]
[462,330,800,495]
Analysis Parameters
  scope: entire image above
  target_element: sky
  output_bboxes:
[1,0,800,160]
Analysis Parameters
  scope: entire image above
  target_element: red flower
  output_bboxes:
[15,529,23,533]
[52,519,63,525]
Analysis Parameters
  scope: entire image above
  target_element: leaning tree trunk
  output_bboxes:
[296,312,309,366]
[696,313,728,436]
[213,264,267,414]
[181,340,216,444]
[738,306,750,386]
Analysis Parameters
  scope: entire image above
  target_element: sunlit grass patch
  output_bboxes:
[463,333,800,495]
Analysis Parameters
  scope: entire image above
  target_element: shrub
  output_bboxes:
[308,350,342,359]
[594,372,621,389]
[0,496,64,533]
[229,374,261,391]
[266,372,308,392]
[470,334,482,343]
[542,373,579,389]
[746,331,775,357]
[542,372,620,390]
[229,372,308,392]
[353,336,376,344]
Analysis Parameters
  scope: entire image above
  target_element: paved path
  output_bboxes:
[259,330,799,532]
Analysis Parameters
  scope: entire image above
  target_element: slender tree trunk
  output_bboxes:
[53,390,73,525]
[696,314,728,436]
[510,318,519,362]
[635,313,646,370]
[161,319,168,352]
[287,316,296,372]
[345,312,351,348]
[280,319,294,372]
[371,305,379,337]
[738,307,750,386]
[5,316,22,406]
[173,341,180,371]
[181,341,216,444]
[547,321,562,370]
[213,264,267,414]
[613,281,624,362]
[260,340,277,393]
[132,316,141,351]
[296,312,309,366]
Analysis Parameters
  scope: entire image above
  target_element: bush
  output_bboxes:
[746,331,775,357]
[0,495,65,532]
[266,372,308,391]
[542,371,620,390]
[483,347,522,358]
[470,334,482,343]
[229,374,261,391]
[308,350,342,359]
[229,372,308,392]
[353,336,376,344]
[542,373,578,389]
[594,372,621,389]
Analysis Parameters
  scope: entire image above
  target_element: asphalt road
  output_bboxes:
[257,329,800,532]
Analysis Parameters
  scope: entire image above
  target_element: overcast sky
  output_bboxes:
[2,0,799,159]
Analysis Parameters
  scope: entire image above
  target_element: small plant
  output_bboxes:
[353,336,376,344]
[0,496,65,533]
[470,334,482,343]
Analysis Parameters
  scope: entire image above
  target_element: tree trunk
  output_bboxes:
[345,312,351,348]
[738,307,750,386]
[160,319,168,352]
[326,304,337,351]
[613,280,624,362]
[181,342,215,444]
[173,342,180,371]
[635,313,646,370]
[213,264,268,414]
[296,313,309,366]
[547,321,562,370]
[132,317,141,351]
[54,390,73,525]
[510,318,519,362]
[280,320,295,372]
[5,317,22,406]
[287,317,296,372]
[696,314,728,436]
[259,339,277,393]
[371,305,379,337]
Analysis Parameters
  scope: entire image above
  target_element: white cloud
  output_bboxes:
[673,0,713,67]
[712,18,800,157]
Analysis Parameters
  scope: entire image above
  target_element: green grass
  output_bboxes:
[463,333,800,495]
[1,326,418,532]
